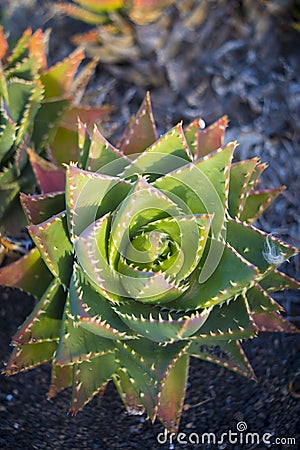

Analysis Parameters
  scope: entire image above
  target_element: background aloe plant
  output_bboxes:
[0,26,110,234]
[55,0,175,25]
[55,0,178,86]
[0,93,299,432]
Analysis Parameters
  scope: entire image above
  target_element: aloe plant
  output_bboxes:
[1,93,299,432]
[55,0,175,25]
[54,0,176,86]
[0,26,110,233]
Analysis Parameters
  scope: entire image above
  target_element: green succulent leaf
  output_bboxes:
[113,302,211,343]
[85,124,130,175]
[69,265,136,339]
[76,119,91,169]
[113,368,145,416]
[0,60,9,104]
[0,25,110,232]
[31,98,70,150]
[6,79,37,124]
[28,212,73,286]
[157,353,189,433]
[246,284,283,314]
[188,340,255,379]
[239,187,285,224]
[154,142,235,238]
[72,0,123,14]
[228,158,259,218]
[127,339,188,381]
[226,218,298,274]
[247,161,268,192]
[48,363,73,398]
[0,109,16,158]
[74,213,125,302]
[117,261,188,304]
[71,352,119,413]
[51,126,81,167]
[55,299,115,366]
[5,341,58,375]
[260,269,300,292]
[120,123,192,180]
[196,295,257,340]
[138,214,211,281]
[56,2,110,25]
[40,49,84,98]
[5,56,38,81]
[108,176,183,268]
[12,278,66,345]
[169,239,258,310]
[0,183,20,217]
[6,28,31,69]
[14,80,44,146]
[20,191,65,225]
[116,341,158,421]
[0,247,53,297]
[66,164,131,239]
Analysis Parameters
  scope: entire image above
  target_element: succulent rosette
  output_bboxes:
[1,94,299,432]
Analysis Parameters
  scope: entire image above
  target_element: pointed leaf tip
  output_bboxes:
[27,148,66,194]
[157,354,189,433]
[118,92,158,155]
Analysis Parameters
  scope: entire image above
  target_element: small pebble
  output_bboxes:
[218,443,227,449]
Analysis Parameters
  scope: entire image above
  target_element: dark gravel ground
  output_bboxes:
[0,1,300,449]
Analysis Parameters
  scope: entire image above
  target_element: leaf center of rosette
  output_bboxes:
[124,230,175,271]
[74,175,212,305]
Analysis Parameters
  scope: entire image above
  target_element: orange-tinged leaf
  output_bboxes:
[118,91,157,154]
[71,29,99,46]
[197,115,229,158]
[55,2,107,25]
[0,248,53,298]
[74,0,123,12]
[29,29,48,71]
[253,312,299,333]
[40,49,84,98]
[157,354,189,433]
[59,104,112,131]
[27,148,65,194]
[0,26,9,60]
